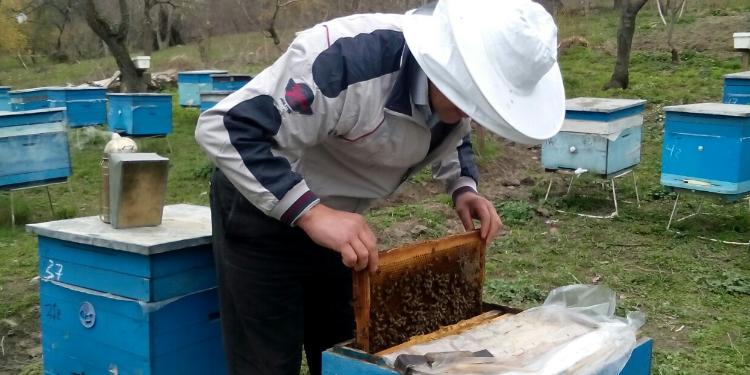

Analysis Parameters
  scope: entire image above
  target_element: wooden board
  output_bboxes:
[353,231,486,353]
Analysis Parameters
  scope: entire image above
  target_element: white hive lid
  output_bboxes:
[566,97,646,113]
[664,103,750,117]
[724,71,750,79]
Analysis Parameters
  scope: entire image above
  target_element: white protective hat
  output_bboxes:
[402,0,565,144]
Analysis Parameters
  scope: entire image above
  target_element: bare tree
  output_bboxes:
[266,0,303,45]
[25,0,75,59]
[657,0,686,63]
[82,0,146,92]
[142,0,179,54]
[604,0,649,90]
[155,1,181,49]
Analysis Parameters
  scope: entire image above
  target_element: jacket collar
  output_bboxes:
[384,43,418,117]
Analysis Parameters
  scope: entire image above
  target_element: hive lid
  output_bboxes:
[26,204,212,255]
[724,71,750,79]
[734,32,750,37]
[9,87,66,94]
[354,231,486,353]
[107,93,172,97]
[0,108,65,116]
[179,69,229,75]
[566,97,646,113]
[211,73,252,79]
[200,90,234,96]
[664,103,750,117]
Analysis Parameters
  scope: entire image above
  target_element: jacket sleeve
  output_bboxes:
[195,26,340,226]
[432,132,480,204]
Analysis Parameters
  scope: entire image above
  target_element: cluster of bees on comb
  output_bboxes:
[367,249,482,353]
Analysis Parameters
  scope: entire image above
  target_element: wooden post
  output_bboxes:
[739,49,750,70]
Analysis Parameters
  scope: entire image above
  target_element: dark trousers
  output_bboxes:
[210,170,354,375]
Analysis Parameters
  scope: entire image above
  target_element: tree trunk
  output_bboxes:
[109,40,147,92]
[156,4,174,49]
[614,0,625,9]
[267,1,282,45]
[143,0,155,55]
[604,0,649,90]
[667,9,679,63]
[664,0,684,64]
[82,0,147,93]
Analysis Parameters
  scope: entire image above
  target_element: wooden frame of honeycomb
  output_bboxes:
[353,231,487,353]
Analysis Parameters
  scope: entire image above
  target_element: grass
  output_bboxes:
[2,2,750,374]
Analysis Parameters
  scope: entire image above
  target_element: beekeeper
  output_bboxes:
[195,0,565,374]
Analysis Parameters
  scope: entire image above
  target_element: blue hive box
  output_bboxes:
[177,70,227,107]
[199,90,233,112]
[0,86,11,111]
[61,87,107,128]
[211,74,252,91]
[723,71,750,105]
[107,93,173,136]
[0,108,71,189]
[10,87,107,127]
[661,103,750,197]
[10,87,67,112]
[542,97,647,176]
[26,204,227,375]
[323,339,653,375]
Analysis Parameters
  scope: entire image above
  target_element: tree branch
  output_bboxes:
[279,0,303,7]
[82,0,115,38]
[115,0,130,39]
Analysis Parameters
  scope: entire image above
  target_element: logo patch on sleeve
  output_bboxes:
[284,79,314,115]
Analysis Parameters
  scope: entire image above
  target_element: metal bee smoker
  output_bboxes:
[100,133,138,223]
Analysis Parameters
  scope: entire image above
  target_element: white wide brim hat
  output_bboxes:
[402,0,565,144]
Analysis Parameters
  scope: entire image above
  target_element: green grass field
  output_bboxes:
[1,3,750,374]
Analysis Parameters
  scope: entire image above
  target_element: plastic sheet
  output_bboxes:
[384,284,645,375]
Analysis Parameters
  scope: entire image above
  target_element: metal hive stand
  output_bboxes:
[666,189,750,247]
[5,180,71,227]
[543,167,640,219]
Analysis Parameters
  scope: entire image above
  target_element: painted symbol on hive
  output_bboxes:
[285,79,314,115]
[79,301,96,329]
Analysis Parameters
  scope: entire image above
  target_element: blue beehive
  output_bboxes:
[62,87,107,127]
[177,70,228,107]
[107,93,173,136]
[211,74,252,91]
[199,90,233,112]
[542,97,647,176]
[9,87,107,127]
[661,103,750,197]
[26,204,227,375]
[10,87,67,111]
[322,339,653,375]
[0,108,71,189]
[0,86,11,111]
[723,71,750,105]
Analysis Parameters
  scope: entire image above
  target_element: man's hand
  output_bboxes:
[296,204,378,272]
[454,192,503,243]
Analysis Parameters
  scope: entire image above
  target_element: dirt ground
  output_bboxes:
[372,137,544,248]
[622,14,748,58]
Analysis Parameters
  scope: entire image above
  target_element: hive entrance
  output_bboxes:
[353,231,486,353]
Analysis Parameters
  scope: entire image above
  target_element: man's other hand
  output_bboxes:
[454,192,503,243]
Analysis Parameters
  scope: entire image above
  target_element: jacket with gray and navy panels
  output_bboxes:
[195,13,479,226]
